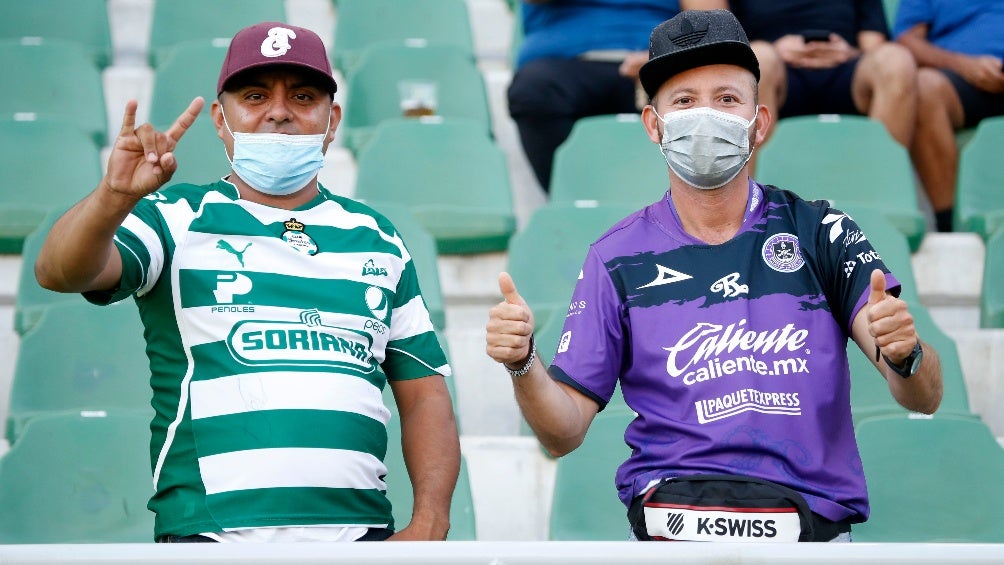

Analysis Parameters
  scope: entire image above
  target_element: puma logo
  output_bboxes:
[217,240,252,267]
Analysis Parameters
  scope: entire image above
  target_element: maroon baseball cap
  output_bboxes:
[217,22,337,95]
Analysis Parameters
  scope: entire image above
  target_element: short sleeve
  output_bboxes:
[83,197,167,305]
[892,0,933,38]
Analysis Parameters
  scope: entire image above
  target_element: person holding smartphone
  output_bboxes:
[894,0,1004,232]
[688,0,918,150]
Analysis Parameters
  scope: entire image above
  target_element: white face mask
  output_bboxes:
[657,106,758,190]
[222,110,329,196]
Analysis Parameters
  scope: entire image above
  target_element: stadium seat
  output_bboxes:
[852,413,1004,542]
[158,115,231,188]
[0,0,113,68]
[847,304,972,424]
[0,410,155,543]
[6,301,151,444]
[756,115,927,252]
[982,228,1004,328]
[148,0,286,67]
[354,118,515,254]
[14,208,85,335]
[0,118,102,254]
[341,43,491,154]
[955,116,1004,239]
[0,38,107,146]
[549,114,667,205]
[882,0,900,30]
[149,40,229,124]
[362,203,447,330]
[549,409,635,540]
[332,0,475,74]
[383,402,476,539]
[507,202,638,347]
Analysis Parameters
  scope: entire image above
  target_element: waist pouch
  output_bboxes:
[628,474,817,542]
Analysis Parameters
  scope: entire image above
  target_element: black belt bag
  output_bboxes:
[628,474,818,542]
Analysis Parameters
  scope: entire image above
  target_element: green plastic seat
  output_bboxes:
[382,400,476,539]
[148,0,287,67]
[358,203,446,330]
[882,0,899,30]
[0,410,155,543]
[955,116,1004,239]
[14,208,86,335]
[0,38,107,146]
[7,301,152,444]
[549,409,636,540]
[549,114,667,205]
[332,0,475,75]
[756,115,926,252]
[853,413,1004,542]
[0,0,113,68]
[0,118,102,254]
[354,118,515,254]
[149,40,229,124]
[507,202,638,344]
[847,304,972,424]
[982,228,1004,328]
[341,43,491,155]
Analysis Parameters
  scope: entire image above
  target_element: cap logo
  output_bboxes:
[670,19,709,47]
[260,26,296,58]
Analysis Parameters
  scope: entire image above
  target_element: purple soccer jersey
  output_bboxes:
[549,182,900,523]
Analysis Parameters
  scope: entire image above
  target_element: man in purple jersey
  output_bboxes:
[486,9,943,542]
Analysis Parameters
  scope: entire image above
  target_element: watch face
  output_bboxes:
[908,346,924,375]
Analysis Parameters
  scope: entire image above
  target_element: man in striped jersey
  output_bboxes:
[35,22,460,543]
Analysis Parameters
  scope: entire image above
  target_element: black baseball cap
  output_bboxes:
[639,10,760,98]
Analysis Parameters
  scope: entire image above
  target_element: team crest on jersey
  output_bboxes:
[281,218,318,255]
[762,233,804,273]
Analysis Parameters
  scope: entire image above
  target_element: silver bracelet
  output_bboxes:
[505,337,536,378]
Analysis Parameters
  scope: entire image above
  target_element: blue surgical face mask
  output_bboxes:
[222,110,329,196]
[657,106,758,190]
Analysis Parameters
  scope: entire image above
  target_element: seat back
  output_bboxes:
[549,114,667,205]
[149,40,229,124]
[333,0,475,74]
[982,228,1004,328]
[956,116,1004,239]
[15,208,86,335]
[0,39,107,146]
[7,301,151,443]
[342,43,490,154]
[549,409,635,540]
[853,413,1004,542]
[756,115,926,251]
[0,118,102,253]
[148,0,287,66]
[355,119,515,254]
[0,0,112,68]
[0,410,155,543]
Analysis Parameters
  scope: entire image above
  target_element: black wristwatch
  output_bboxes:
[883,342,924,379]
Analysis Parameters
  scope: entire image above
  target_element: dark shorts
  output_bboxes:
[941,69,1004,128]
[781,59,861,118]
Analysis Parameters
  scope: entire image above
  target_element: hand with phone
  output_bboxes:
[774,30,858,69]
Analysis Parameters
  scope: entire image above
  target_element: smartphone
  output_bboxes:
[802,29,832,43]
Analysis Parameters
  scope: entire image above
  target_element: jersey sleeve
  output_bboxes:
[859,0,892,36]
[814,207,901,334]
[82,196,168,306]
[548,245,625,411]
[381,226,451,381]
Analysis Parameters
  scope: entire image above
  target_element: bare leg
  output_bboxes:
[909,67,966,221]
[851,42,918,147]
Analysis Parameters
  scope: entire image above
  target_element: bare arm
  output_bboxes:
[387,375,461,541]
[850,269,943,414]
[898,23,1004,93]
[35,97,204,293]
[681,0,729,9]
[486,273,599,457]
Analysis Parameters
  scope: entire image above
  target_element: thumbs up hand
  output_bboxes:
[486,272,536,366]
[867,269,917,366]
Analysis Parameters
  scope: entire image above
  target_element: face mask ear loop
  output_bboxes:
[221,107,237,166]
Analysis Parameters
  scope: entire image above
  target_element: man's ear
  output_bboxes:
[753,103,771,147]
[641,103,663,145]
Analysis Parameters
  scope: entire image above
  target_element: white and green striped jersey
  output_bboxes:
[85,180,450,539]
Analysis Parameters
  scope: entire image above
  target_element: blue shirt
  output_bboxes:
[517,0,679,67]
[893,0,1004,57]
[550,182,900,522]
